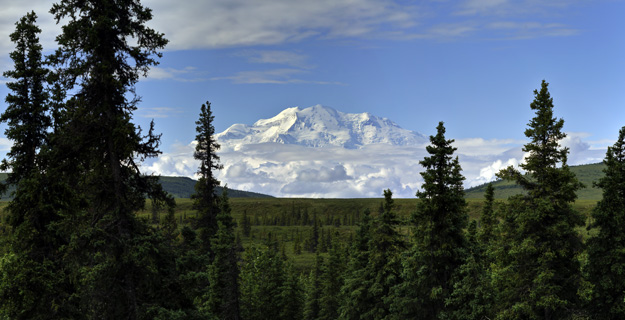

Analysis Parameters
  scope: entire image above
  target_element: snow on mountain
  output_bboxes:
[216,105,427,149]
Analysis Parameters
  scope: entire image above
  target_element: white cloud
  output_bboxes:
[145,0,417,50]
[136,107,184,119]
[211,68,345,85]
[237,50,312,68]
[560,132,606,165]
[0,138,12,151]
[456,0,580,16]
[142,131,609,198]
[0,0,589,71]
[296,165,351,182]
[144,66,204,82]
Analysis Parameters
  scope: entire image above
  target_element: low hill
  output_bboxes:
[158,176,273,198]
[465,162,605,200]
[0,174,271,200]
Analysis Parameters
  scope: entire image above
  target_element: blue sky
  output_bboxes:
[0,0,624,197]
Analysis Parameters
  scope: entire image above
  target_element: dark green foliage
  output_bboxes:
[308,216,320,253]
[319,235,346,320]
[304,251,324,320]
[478,183,497,245]
[192,101,223,251]
[390,121,468,319]
[367,189,405,319]
[241,210,252,237]
[0,12,74,319]
[44,0,198,317]
[1,11,49,185]
[279,261,305,320]
[240,246,289,320]
[586,126,625,319]
[203,189,241,319]
[341,190,404,320]
[444,218,495,320]
[339,208,373,319]
[493,80,584,319]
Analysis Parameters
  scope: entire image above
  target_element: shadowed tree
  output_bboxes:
[339,208,374,319]
[586,126,625,319]
[0,12,76,319]
[47,0,198,318]
[389,121,468,319]
[493,80,584,320]
[192,101,223,253]
[351,189,405,320]
[203,189,241,319]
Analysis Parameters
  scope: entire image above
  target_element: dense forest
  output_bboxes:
[1,1,625,320]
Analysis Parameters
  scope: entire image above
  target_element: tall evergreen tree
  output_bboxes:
[444,187,497,320]
[319,235,346,320]
[239,246,287,320]
[478,182,497,246]
[359,189,405,319]
[0,12,76,319]
[389,121,468,319]
[585,126,625,319]
[47,0,195,318]
[339,208,374,319]
[203,189,241,319]
[1,11,49,183]
[279,261,305,320]
[493,80,584,319]
[192,101,223,252]
[304,251,324,320]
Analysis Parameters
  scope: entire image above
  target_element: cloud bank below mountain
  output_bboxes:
[143,132,606,198]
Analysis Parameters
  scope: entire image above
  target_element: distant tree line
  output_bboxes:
[0,1,624,319]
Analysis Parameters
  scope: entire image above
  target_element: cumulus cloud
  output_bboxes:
[296,165,351,182]
[560,132,606,165]
[142,131,610,198]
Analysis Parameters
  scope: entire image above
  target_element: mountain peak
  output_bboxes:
[216,105,427,149]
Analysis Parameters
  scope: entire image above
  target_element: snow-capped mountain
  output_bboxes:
[216,105,427,149]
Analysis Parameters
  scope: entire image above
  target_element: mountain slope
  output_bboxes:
[216,104,427,149]
[158,176,273,198]
[465,162,605,200]
[0,174,271,200]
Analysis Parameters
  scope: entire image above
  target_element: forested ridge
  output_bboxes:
[0,2,624,320]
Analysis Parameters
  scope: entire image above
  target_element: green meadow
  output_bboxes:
[127,196,600,271]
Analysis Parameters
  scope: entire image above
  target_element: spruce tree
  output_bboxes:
[192,101,223,252]
[390,121,468,319]
[444,198,496,320]
[304,251,324,320]
[279,261,305,320]
[586,126,625,319]
[0,12,75,319]
[239,246,287,320]
[478,182,497,246]
[339,208,373,320]
[203,189,241,319]
[493,80,584,319]
[47,0,194,317]
[319,234,346,320]
[359,189,405,319]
